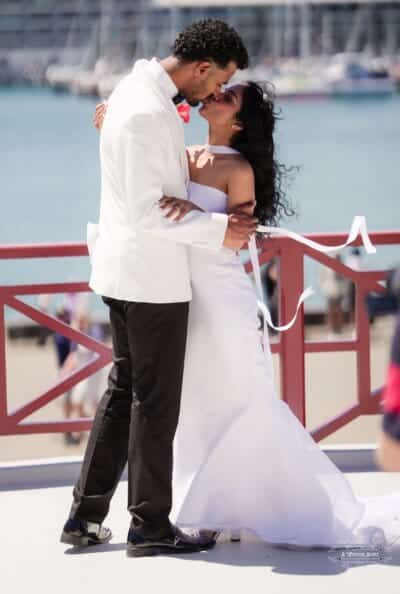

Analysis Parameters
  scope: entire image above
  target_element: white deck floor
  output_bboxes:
[2,470,400,594]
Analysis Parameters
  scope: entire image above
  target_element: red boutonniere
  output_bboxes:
[177,103,191,124]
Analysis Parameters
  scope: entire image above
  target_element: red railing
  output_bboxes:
[0,231,398,441]
[246,230,398,441]
[0,243,112,436]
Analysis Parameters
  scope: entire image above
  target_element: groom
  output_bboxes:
[60,19,257,557]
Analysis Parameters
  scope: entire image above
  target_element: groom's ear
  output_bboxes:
[195,60,212,76]
[232,121,243,132]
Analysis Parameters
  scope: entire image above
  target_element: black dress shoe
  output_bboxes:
[126,524,216,558]
[199,529,222,541]
[60,517,112,546]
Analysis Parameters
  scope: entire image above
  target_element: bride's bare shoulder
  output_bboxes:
[227,157,255,192]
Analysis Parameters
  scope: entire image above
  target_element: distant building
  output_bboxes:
[1,0,399,61]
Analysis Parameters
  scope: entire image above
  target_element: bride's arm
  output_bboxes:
[226,162,257,250]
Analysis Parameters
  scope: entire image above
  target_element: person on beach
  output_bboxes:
[53,307,78,446]
[377,268,400,471]
[60,310,105,444]
[318,252,347,337]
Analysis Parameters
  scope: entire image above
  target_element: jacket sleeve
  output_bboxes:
[118,114,228,249]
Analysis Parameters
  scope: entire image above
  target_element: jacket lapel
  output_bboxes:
[133,61,189,189]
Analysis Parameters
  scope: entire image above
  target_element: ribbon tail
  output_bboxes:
[258,287,314,333]
[353,215,376,254]
[248,234,314,338]
[249,215,376,348]
[256,215,376,255]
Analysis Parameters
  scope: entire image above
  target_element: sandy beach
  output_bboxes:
[0,315,395,462]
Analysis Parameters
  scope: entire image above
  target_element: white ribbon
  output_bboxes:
[248,215,376,343]
[256,215,376,256]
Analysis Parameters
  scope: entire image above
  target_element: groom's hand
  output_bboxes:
[223,213,259,250]
[159,195,204,221]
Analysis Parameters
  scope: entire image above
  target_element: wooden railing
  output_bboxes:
[1,230,398,441]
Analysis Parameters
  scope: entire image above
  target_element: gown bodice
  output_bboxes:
[188,180,228,214]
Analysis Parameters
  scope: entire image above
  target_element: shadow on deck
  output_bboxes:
[1,449,400,594]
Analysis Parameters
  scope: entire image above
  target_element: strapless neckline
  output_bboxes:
[189,180,227,198]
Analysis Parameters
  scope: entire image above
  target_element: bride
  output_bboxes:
[94,81,400,550]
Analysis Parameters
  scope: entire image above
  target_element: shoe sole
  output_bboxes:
[126,540,215,558]
[60,531,112,547]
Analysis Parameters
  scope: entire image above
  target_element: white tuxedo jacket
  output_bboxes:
[87,57,228,303]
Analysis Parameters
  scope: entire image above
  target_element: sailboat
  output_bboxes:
[325,7,395,97]
[325,52,395,97]
[69,19,104,96]
[46,13,83,92]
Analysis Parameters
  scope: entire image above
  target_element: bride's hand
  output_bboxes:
[93,101,108,130]
[159,196,203,222]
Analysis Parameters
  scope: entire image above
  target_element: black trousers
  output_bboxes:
[68,296,189,538]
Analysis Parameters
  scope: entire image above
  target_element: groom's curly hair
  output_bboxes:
[172,19,249,70]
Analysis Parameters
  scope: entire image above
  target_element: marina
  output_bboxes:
[1,1,400,98]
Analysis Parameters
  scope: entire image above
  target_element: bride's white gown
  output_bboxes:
[169,176,400,550]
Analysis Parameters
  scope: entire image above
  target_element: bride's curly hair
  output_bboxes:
[231,81,298,227]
